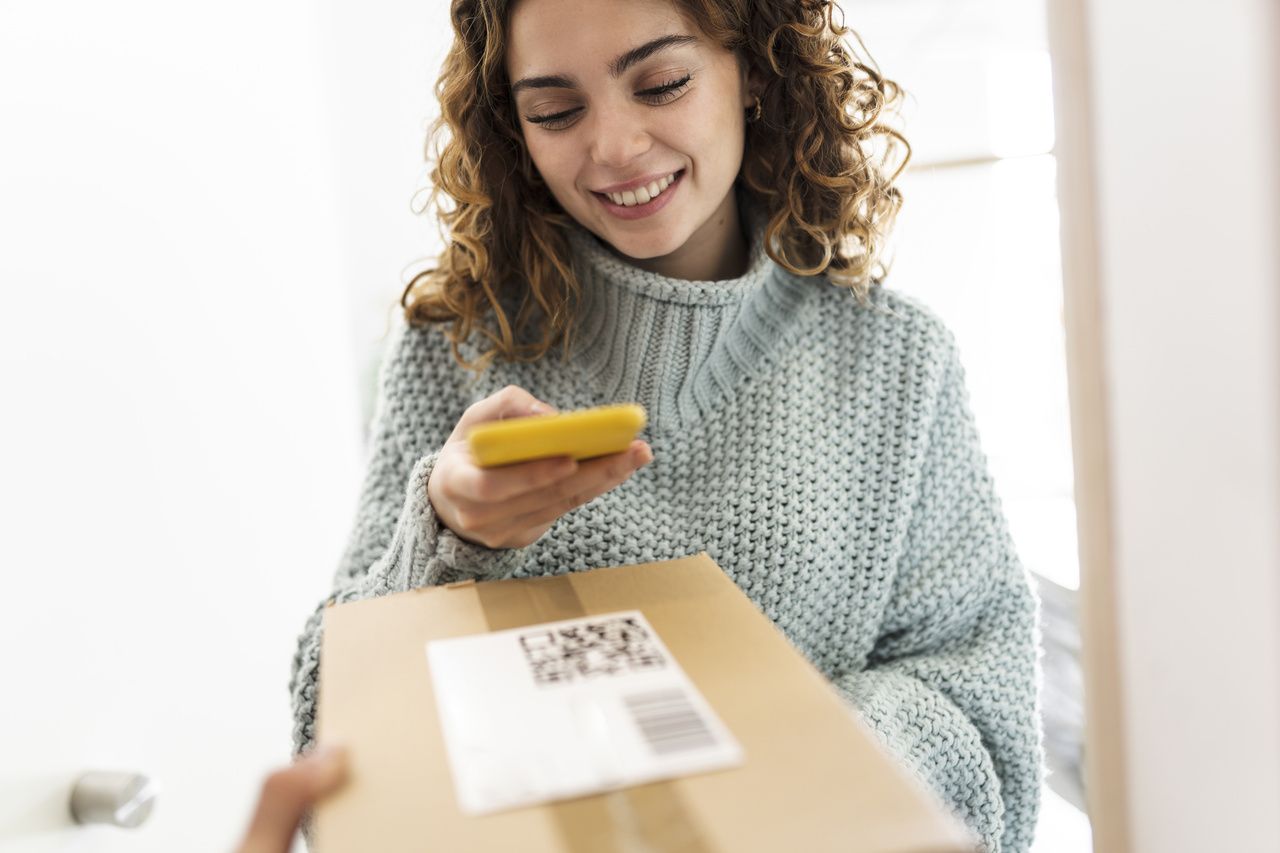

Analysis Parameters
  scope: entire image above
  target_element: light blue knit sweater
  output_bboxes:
[290,206,1046,852]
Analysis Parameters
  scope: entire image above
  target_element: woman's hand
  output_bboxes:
[234,745,348,853]
[427,385,653,550]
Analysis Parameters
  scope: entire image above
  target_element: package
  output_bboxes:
[315,553,977,852]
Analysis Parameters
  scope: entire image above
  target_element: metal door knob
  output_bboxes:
[69,771,157,828]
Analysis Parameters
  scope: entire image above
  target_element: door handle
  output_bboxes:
[69,771,157,828]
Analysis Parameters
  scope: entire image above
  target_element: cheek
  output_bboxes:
[672,96,744,175]
[524,136,578,191]
[673,74,745,157]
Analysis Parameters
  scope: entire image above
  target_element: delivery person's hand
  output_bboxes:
[428,384,653,549]
[234,745,348,853]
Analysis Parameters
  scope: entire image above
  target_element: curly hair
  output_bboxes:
[403,0,911,370]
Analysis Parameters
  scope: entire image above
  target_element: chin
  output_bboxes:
[596,222,689,261]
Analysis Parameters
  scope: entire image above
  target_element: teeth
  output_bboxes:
[605,172,678,206]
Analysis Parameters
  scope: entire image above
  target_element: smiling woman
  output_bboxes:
[290,2,1046,852]
[507,10,753,277]
[402,0,910,368]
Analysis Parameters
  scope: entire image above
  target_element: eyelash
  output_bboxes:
[524,74,693,131]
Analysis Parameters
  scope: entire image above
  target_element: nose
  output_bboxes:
[587,102,652,169]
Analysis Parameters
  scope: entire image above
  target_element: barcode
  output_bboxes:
[518,615,667,686]
[623,688,719,756]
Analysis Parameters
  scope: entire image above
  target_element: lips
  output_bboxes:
[597,170,681,207]
[592,169,685,220]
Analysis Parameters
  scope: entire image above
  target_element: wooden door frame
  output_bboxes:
[1046,0,1132,849]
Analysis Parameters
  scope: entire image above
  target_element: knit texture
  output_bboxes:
[289,206,1046,853]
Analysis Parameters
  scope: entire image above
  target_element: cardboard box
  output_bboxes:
[315,553,977,852]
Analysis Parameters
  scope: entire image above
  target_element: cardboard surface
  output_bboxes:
[315,553,978,852]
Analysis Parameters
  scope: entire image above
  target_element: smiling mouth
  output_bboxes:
[595,169,684,207]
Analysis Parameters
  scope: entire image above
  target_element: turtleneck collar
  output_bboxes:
[562,194,819,432]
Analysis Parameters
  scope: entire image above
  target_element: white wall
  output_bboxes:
[0,2,363,850]
[314,0,454,433]
[1052,0,1280,850]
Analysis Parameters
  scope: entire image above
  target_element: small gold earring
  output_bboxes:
[747,94,762,123]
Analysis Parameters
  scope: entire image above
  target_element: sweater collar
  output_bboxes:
[562,197,818,432]
[565,198,775,307]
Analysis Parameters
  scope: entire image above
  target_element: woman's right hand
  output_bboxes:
[427,385,653,550]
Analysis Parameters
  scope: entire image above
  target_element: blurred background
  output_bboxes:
[2,0,1275,851]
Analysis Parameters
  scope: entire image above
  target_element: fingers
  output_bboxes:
[458,442,652,545]
[235,745,349,853]
[506,442,650,522]
[430,387,653,551]
[447,451,579,506]
[452,385,555,438]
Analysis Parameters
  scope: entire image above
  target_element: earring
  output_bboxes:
[746,94,762,123]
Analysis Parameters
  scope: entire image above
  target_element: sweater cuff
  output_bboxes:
[356,451,528,596]
[836,669,1002,852]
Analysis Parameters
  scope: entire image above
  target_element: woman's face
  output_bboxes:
[506,0,754,276]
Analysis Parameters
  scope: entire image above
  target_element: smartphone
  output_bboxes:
[467,403,647,468]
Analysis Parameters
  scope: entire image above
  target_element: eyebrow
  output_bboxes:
[510,34,698,96]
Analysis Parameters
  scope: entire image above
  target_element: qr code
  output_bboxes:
[518,615,667,686]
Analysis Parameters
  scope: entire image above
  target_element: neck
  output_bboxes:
[604,187,749,282]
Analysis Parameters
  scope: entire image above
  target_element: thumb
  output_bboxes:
[236,745,349,853]
[454,385,555,436]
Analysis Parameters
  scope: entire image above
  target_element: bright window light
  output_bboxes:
[986,49,1057,157]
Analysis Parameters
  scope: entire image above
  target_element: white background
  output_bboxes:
[0,2,363,850]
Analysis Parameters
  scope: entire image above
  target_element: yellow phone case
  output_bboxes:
[467,403,648,468]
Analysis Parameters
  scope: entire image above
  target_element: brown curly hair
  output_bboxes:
[403,0,910,370]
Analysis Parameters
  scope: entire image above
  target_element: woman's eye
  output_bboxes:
[525,107,583,131]
[636,74,692,104]
[524,74,693,131]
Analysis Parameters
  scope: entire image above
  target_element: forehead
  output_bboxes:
[506,0,695,78]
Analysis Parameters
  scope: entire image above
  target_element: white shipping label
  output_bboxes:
[425,609,745,815]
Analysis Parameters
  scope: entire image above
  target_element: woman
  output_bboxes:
[290,0,1045,850]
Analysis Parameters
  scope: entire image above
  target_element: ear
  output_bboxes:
[740,64,766,108]
[736,56,765,108]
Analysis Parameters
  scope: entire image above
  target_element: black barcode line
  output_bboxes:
[623,688,719,755]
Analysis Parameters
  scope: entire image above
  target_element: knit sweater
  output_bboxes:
[289,205,1046,853]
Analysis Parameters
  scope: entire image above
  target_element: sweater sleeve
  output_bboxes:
[288,325,529,757]
[833,335,1046,853]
